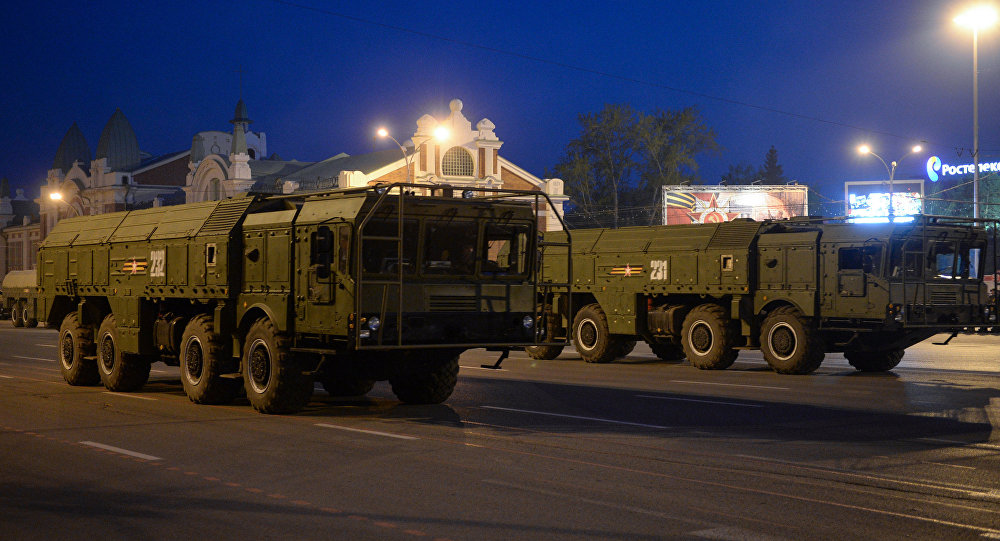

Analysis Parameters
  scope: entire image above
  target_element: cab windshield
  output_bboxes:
[361,218,532,279]
[889,238,983,280]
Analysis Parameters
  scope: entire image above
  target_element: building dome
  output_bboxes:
[52,122,91,174]
[95,108,141,171]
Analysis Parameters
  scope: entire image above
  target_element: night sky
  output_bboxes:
[2,0,996,207]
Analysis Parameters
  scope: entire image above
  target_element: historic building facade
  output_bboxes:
[0,97,565,285]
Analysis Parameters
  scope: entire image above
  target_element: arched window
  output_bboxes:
[442,147,474,177]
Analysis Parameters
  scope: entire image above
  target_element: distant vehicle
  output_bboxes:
[529,215,997,374]
[16,184,568,413]
[2,270,38,327]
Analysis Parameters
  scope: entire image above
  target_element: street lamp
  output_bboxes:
[955,4,998,220]
[49,191,91,217]
[857,144,923,221]
[376,126,450,184]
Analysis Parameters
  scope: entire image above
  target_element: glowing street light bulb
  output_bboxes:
[858,144,871,155]
[912,145,923,154]
[433,125,450,141]
[955,5,998,30]
[49,192,63,201]
[376,127,389,138]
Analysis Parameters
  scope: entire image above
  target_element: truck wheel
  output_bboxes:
[58,312,100,386]
[760,306,824,374]
[389,353,459,404]
[572,304,621,363]
[23,306,38,328]
[845,349,904,372]
[649,341,685,362]
[11,301,23,327]
[243,317,313,414]
[180,314,241,405]
[681,304,738,370]
[525,345,564,360]
[96,314,151,391]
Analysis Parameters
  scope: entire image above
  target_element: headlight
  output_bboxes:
[368,316,381,331]
[523,315,534,329]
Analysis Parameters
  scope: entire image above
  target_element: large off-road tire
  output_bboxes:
[573,304,625,363]
[96,314,151,391]
[681,304,739,370]
[321,373,376,397]
[525,344,565,360]
[845,349,904,372]
[22,305,38,328]
[11,301,23,327]
[760,306,825,375]
[180,314,241,405]
[389,353,459,404]
[649,341,685,362]
[58,312,100,386]
[243,317,313,414]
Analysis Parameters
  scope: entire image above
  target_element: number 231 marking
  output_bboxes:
[649,260,668,281]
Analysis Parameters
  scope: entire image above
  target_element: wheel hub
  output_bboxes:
[60,333,75,370]
[770,324,796,358]
[248,341,270,391]
[185,339,204,382]
[579,321,597,349]
[690,322,713,354]
[100,336,116,372]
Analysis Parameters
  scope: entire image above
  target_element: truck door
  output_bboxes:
[307,225,335,304]
[828,243,885,316]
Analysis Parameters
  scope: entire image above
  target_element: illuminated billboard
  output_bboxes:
[662,185,808,225]
[844,179,923,223]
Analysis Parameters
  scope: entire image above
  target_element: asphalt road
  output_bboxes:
[1,322,999,540]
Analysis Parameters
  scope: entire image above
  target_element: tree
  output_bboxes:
[759,145,787,184]
[555,103,638,228]
[554,104,718,228]
[722,162,758,185]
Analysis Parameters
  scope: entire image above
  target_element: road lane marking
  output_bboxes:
[102,392,157,401]
[79,441,162,461]
[670,380,789,391]
[12,355,53,362]
[925,461,976,470]
[481,406,673,429]
[0,375,13,379]
[915,438,1000,451]
[35,344,56,348]
[636,395,764,408]
[315,423,418,440]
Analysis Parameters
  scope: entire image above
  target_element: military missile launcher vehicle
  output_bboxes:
[528,216,997,374]
[32,183,568,413]
[3,269,39,327]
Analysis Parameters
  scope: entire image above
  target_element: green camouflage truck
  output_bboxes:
[528,216,996,374]
[30,183,567,413]
[3,269,39,327]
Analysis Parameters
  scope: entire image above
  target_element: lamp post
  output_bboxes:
[376,126,449,184]
[955,5,998,220]
[48,191,92,217]
[858,144,923,221]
